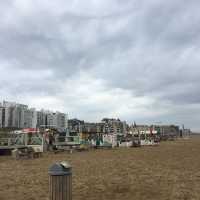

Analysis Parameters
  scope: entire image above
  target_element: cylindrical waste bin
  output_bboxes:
[49,162,72,200]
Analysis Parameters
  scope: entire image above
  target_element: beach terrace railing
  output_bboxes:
[0,137,17,146]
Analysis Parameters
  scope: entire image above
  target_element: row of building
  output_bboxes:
[0,101,67,130]
[0,101,130,134]
[68,118,181,138]
[68,118,128,135]
[0,101,182,138]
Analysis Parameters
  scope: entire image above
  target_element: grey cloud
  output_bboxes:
[0,0,200,130]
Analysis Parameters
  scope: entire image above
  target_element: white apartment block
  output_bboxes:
[37,110,46,128]
[0,101,37,129]
[24,108,37,128]
[45,111,67,129]
[0,106,3,128]
[0,101,68,130]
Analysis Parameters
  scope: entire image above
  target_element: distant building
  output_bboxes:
[12,104,28,128]
[3,101,15,127]
[68,119,84,133]
[2,101,29,128]
[101,118,128,135]
[54,112,67,129]
[0,106,3,128]
[36,110,46,128]
[37,110,67,130]
[24,108,37,128]
[156,125,180,138]
[83,122,99,133]
[129,124,180,138]
[46,111,54,128]
[129,124,149,135]
[0,101,68,130]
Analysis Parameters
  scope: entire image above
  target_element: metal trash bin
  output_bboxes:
[49,162,72,200]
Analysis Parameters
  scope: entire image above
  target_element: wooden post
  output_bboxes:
[49,162,72,200]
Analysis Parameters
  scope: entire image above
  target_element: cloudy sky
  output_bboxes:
[0,0,200,130]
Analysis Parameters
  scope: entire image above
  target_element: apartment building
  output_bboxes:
[36,110,46,128]
[37,110,67,130]
[68,119,84,133]
[101,118,128,135]
[0,105,3,128]
[24,108,37,128]
[0,101,67,130]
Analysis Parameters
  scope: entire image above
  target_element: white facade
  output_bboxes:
[24,108,37,128]
[11,104,28,128]
[0,101,37,128]
[0,107,3,128]
[46,112,54,128]
[0,101,68,129]
[2,101,27,128]
[46,111,67,129]
[37,110,46,128]
[55,112,66,129]
[4,106,13,127]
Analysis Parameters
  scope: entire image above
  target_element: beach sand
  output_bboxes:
[0,136,200,200]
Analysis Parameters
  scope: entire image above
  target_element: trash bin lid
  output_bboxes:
[49,162,72,176]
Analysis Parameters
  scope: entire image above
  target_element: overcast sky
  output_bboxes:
[0,0,200,130]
